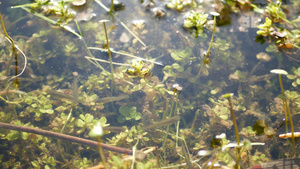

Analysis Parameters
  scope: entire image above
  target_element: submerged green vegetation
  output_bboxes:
[0,0,299,168]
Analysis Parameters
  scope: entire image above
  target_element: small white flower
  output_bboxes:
[270,69,288,75]
[215,133,226,139]
[89,122,103,138]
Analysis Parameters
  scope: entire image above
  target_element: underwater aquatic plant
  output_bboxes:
[223,93,241,169]
[117,106,141,123]
[256,15,298,49]
[195,12,218,80]
[89,122,107,169]
[198,133,264,168]
[166,0,195,11]
[0,10,28,89]
[183,11,208,38]
[287,67,300,87]
[257,17,273,37]
[270,69,295,157]
[100,20,115,94]
[264,2,293,25]
[126,60,152,78]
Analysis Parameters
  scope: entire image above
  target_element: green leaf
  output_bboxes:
[99,117,108,127]
[256,30,266,35]
[117,116,126,123]
[296,78,300,85]
[48,156,56,166]
[265,17,272,27]
[6,131,20,141]
[21,132,29,140]
[31,103,37,108]
[76,119,85,127]
[31,161,40,167]
[119,106,136,116]
[45,109,54,114]
[287,75,296,79]
[85,114,94,123]
[79,114,85,120]
[172,63,184,72]
[133,112,142,120]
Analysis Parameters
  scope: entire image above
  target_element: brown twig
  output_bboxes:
[0,122,134,155]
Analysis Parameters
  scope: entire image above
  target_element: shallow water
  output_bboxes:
[0,0,299,168]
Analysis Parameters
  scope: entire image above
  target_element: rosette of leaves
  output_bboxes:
[284,90,300,113]
[166,0,190,11]
[265,2,287,23]
[75,114,109,134]
[287,67,300,87]
[31,155,56,169]
[183,11,208,37]
[257,17,273,37]
[23,91,54,120]
[213,104,230,120]
[2,120,30,141]
[108,125,149,147]
[163,48,196,80]
[117,106,141,123]
[126,60,151,78]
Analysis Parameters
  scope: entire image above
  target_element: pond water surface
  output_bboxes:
[0,0,299,168]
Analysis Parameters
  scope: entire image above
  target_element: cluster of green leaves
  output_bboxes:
[23,91,54,120]
[26,0,75,24]
[255,2,300,49]
[287,67,300,87]
[264,2,287,23]
[31,155,56,169]
[108,125,149,147]
[76,114,109,134]
[108,154,157,169]
[64,42,79,56]
[163,48,196,81]
[284,90,300,114]
[126,60,152,78]
[166,0,196,11]
[26,30,54,65]
[183,11,208,37]
[1,0,300,168]
[118,106,141,123]
[1,120,30,141]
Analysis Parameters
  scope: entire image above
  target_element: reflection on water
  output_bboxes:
[0,0,299,168]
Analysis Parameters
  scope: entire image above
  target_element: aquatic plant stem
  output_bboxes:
[162,99,169,120]
[94,0,146,47]
[57,106,74,166]
[227,97,239,144]
[162,90,179,165]
[0,11,21,88]
[87,47,161,65]
[75,21,106,72]
[109,0,114,15]
[131,139,139,169]
[278,74,295,157]
[21,7,81,38]
[57,140,70,165]
[190,109,200,132]
[97,136,107,169]
[0,122,135,154]
[226,96,240,169]
[208,148,222,169]
[58,73,79,164]
[195,15,216,80]
[102,21,115,95]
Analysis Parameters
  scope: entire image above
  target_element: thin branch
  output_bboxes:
[0,122,135,155]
